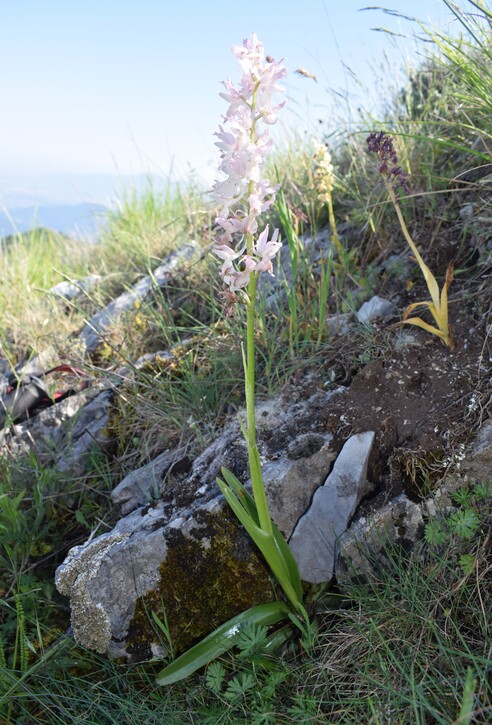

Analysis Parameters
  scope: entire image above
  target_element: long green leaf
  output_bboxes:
[221,467,259,521]
[217,480,301,609]
[270,522,303,602]
[217,481,287,579]
[263,623,293,653]
[155,601,290,685]
[219,468,303,603]
[245,442,272,534]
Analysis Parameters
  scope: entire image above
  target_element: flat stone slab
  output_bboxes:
[289,431,375,583]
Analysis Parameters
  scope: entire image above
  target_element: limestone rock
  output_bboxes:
[0,386,107,467]
[79,242,201,353]
[111,448,187,515]
[462,417,492,481]
[289,431,375,583]
[260,435,335,538]
[55,389,114,475]
[325,312,353,337]
[56,391,339,660]
[49,275,102,302]
[55,531,132,653]
[335,493,424,587]
[55,497,275,660]
[168,389,342,509]
[357,296,394,323]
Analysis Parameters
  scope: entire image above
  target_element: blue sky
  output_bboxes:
[0,1,456,197]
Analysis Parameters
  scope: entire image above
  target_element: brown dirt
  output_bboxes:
[316,306,491,502]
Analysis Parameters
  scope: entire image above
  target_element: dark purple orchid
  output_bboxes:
[367,131,410,194]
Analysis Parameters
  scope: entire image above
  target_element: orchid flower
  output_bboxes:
[210,32,286,294]
[156,34,310,688]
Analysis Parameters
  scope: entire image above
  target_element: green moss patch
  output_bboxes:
[126,507,275,660]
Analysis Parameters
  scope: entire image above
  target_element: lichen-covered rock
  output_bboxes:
[127,500,276,661]
[55,494,277,660]
[55,531,131,653]
[56,390,339,660]
[335,493,424,587]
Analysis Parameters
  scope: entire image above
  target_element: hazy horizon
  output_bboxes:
[0,170,184,208]
[0,0,461,239]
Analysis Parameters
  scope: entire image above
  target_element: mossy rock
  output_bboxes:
[126,507,275,661]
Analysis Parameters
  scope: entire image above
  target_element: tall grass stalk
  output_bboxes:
[276,187,301,356]
[317,249,333,345]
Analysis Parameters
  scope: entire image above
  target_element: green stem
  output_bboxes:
[245,273,257,446]
[326,192,343,259]
[316,251,333,346]
[239,80,274,536]
[244,271,273,535]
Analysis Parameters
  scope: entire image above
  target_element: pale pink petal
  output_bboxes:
[209,34,286,295]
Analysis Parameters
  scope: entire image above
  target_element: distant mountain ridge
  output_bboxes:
[0,171,182,241]
[0,202,108,241]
